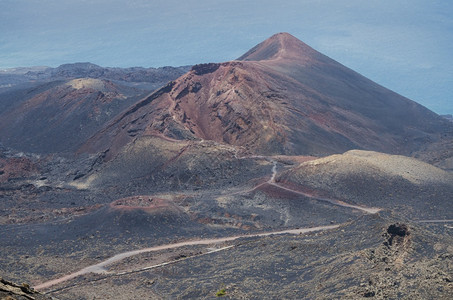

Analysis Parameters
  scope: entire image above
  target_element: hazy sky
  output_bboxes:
[1,0,452,114]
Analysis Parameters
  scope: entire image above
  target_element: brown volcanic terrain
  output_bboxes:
[0,63,190,154]
[0,33,452,299]
[277,150,453,220]
[119,216,452,300]
[76,136,269,192]
[0,78,149,154]
[82,33,452,158]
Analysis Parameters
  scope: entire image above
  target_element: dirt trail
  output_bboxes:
[34,225,340,291]
[269,182,381,214]
[241,156,381,214]
[35,151,380,291]
[270,159,277,182]
[416,219,453,223]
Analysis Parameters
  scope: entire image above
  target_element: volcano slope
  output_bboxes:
[82,33,452,159]
[0,79,152,154]
[0,33,452,299]
[0,64,190,154]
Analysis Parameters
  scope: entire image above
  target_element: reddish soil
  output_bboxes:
[81,33,452,158]
[109,196,177,213]
[0,157,38,182]
[255,183,302,199]
[273,155,318,164]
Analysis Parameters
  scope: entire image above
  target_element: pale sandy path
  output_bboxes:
[34,224,340,290]
[416,219,453,223]
[269,182,381,214]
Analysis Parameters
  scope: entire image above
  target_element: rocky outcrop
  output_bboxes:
[191,63,220,75]
[0,277,51,300]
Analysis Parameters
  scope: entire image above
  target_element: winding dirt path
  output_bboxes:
[34,224,340,291]
[269,182,381,214]
[237,156,381,214]
[35,149,380,291]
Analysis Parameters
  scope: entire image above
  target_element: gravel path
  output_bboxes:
[34,224,341,290]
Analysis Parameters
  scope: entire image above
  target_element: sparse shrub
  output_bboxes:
[216,288,226,297]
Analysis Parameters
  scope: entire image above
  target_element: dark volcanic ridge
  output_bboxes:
[0,63,190,154]
[0,78,149,154]
[0,62,191,91]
